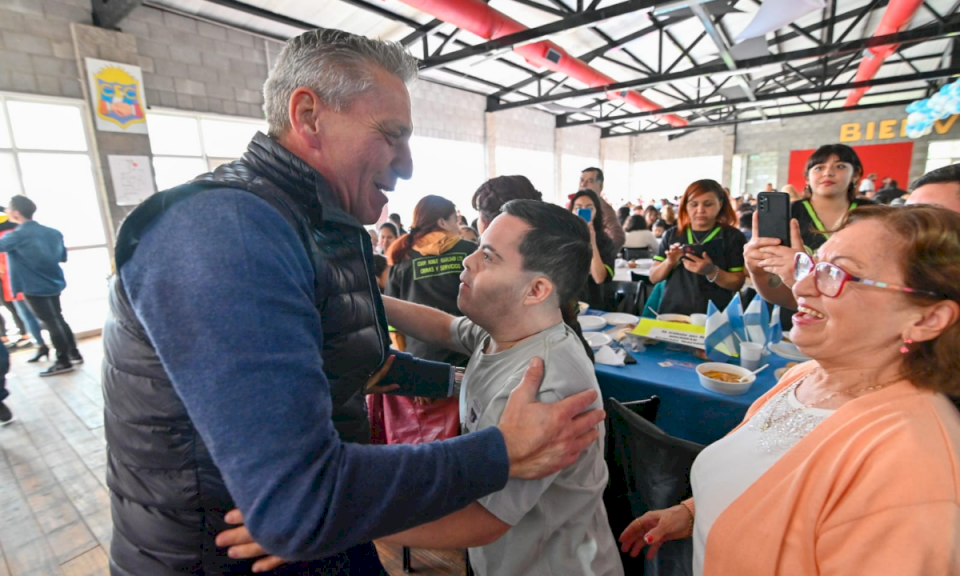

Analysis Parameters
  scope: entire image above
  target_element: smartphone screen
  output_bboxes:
[577,208,592,223]
[757,192,791,246]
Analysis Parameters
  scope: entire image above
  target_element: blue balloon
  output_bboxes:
[906,101,922,113]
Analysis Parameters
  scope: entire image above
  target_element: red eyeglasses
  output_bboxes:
[793,252,941,299]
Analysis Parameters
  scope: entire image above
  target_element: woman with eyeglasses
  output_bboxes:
[745,144,875,310]
[620,205,960,576]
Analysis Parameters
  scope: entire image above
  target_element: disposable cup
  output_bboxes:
[740,342,763,371]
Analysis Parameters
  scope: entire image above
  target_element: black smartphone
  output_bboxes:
[757,192,791,246]
[683,244,706,258]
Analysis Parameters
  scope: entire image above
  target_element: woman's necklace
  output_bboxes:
[749,370,901,453]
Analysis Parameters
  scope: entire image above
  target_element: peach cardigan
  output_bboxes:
[695,361,960,575]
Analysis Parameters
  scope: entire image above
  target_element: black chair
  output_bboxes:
[622,247,653,260]
[605,281,644,315]
[604,398,705,576]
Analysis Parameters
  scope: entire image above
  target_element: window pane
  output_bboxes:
[153,156,207,191]
[390,137,485,224]
[60,246,111,335]
[18,153,106,246]
[7,101,87,151]
[602,160,630,207]
[0,104,11,149]
[0,152,22,196]
[925,157,952,174]
[200,118,264,158]
[495,147,555,204]
[146,113,202,156]
[633,156,724,202]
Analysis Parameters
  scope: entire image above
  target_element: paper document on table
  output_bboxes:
[631,318,705,350]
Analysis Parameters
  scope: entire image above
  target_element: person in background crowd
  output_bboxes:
[570,189,617,311]
[389,212,407,235]
[623,214,658,253]
[764,183,775,192]
[103,28,604,576]
[649,180,746,316]
[617,205,631,227]
[643,206,660,230]
[0,196,80,376]
[460,226,479,243]
[660,204,677,228]
[0,339,8,425]
[457,214,469,228]
[874,178,908,205]
[745,144,874,311]
[631,205,644,217]
[781,184,802,202]
[652,219,668,240]
[472,175,543,234]
[377,200,622,576]
[386,194,477,364]
[0,209,47,360]
[858,172,877,196]
[377,221,399,255]
[622,205,960,576]
[739,211,753,242]
[906,163,960,212]
[367,227,378,246]
[372,254,388,292]
[579,167,626,252]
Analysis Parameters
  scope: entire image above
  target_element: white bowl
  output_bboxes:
[602,312,639,326]
[579,315,607,331]
[584,332,612,350]
[657,314,692,325]
[578,301,590,314]
[696,363,756,396]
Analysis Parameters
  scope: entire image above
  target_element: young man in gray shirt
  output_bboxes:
[379,200,624,576]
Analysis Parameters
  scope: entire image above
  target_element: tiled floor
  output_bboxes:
[0,338,463,576]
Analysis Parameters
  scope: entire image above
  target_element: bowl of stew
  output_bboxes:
[696,363,756,396]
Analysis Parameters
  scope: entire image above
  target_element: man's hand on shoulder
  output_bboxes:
[497,357,605,480]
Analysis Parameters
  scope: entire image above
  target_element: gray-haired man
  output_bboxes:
[102,28,604,575]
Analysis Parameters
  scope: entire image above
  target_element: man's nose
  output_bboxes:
[393,142,413,181]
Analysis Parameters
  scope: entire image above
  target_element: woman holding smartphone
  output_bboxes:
[649,180,746,316]
[571,189,617,310]
[745,144,874,310]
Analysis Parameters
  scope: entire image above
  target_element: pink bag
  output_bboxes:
[367,394,460,445]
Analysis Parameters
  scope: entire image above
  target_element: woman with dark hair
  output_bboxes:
[745,144,875,311]
[377,221,399,255]
[386,195,476,363]
[649,179,746,315]
[617,205,632,227]
[623,214,659,252]
[570,189,617,310]
[471,175,542,234]
[644,206,660,230]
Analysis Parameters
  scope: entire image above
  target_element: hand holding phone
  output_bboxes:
[757,192,791,246]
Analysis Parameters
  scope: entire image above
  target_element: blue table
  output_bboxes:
[594,341,790,446]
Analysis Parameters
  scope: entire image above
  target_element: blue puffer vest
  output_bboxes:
[103,133,389,575]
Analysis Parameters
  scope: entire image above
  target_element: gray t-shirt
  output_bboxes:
[450,317,624,576]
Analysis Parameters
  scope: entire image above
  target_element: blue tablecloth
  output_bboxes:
[594,340,790,446]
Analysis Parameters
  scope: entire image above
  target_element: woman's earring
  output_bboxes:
[900,338,914,354]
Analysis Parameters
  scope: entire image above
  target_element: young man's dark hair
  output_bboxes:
[581,167,604,184]
[8,195,36,220]
[911,163,960,191]
[500,200,595,361]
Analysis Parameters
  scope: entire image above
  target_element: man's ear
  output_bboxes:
[288,87,327,149]
[524,275,554,307]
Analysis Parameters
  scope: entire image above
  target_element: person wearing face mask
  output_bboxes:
[648,180,746,316]
[386,194,477,364]
[621,205,960,576]
[377,221,399,255]
[570,189,618,311]
[579,167,626,252]
[745,144,875,311]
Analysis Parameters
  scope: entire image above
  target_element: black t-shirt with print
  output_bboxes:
[791,198,875,253]
[654,225,747,316]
